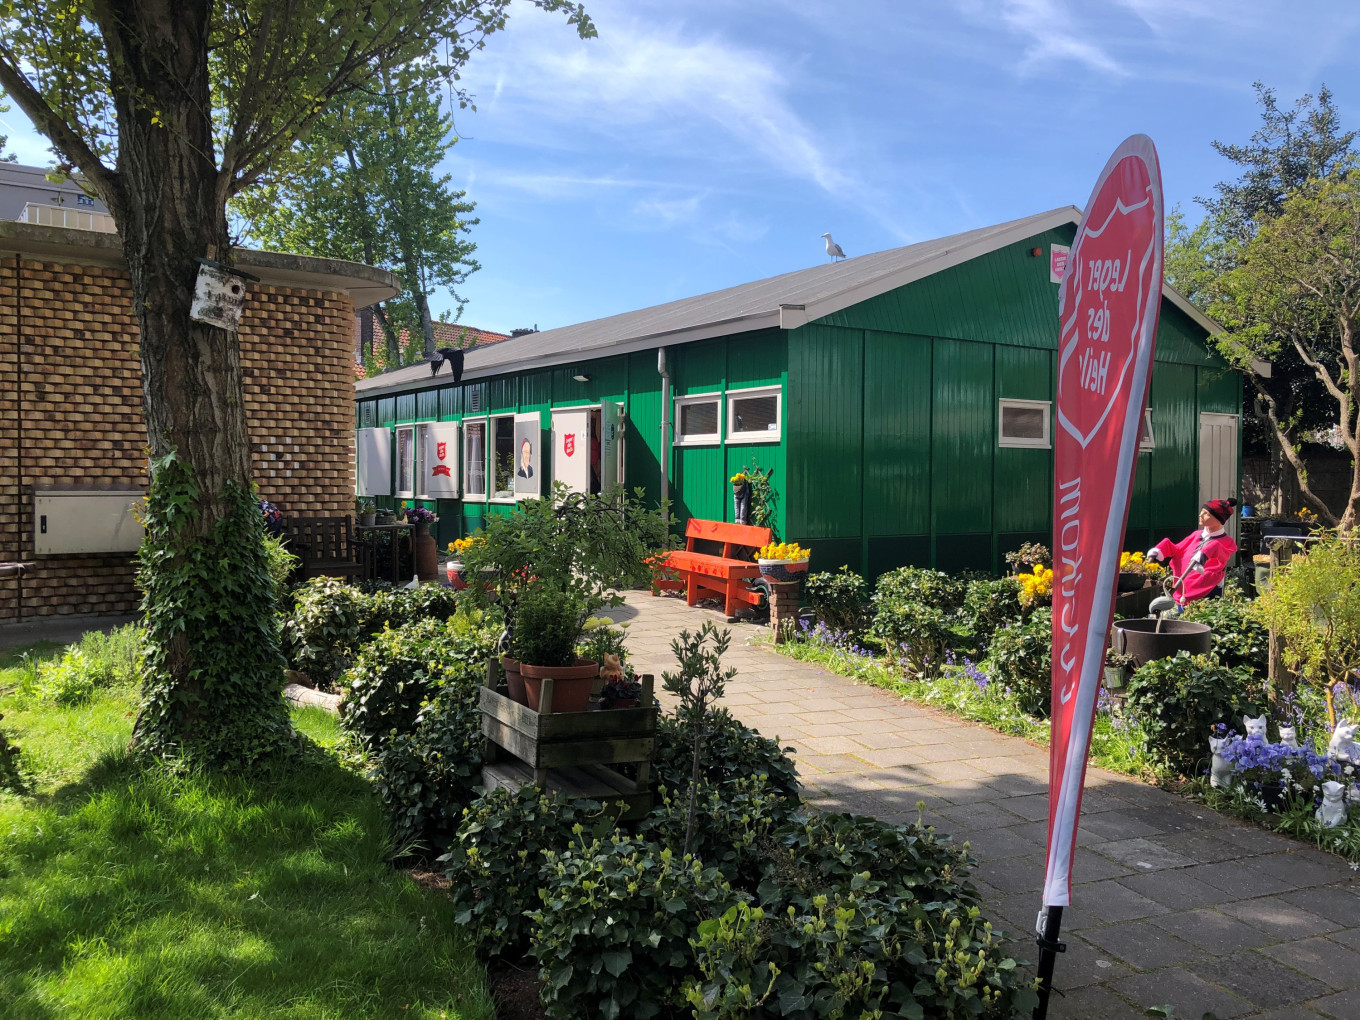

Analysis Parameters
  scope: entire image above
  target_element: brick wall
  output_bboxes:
[0,256,357,620]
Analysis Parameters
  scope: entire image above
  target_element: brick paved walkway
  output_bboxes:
[616,590,1360,1020]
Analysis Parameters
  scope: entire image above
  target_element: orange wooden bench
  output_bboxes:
[656,519,773,618]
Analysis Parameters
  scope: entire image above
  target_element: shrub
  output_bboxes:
[653,707,801,804]
[984,607,1053,716]
[340,610,497,754]
[442,786,627,956]
[636,776,786,889]
[262,532,298,605]
[529,837,742,1020]
[1256,539,1360,698]
[0,716,22,793]
[870,567,969,677]
[804,566,868,635]
[281,577,365,686]
[1124,652,1266,774]
[359,583,463,634]
[960,576,1026,648]
[1180,582,1268,674]
[509,584,589,667]
[24,624,144,706]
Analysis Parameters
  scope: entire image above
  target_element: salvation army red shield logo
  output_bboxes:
[1056,155,1158,449]
[436,441,447,461]
[564,434,576,457]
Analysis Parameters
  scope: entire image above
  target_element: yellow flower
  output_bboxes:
[756,541,809,561]
[730,472,749,484]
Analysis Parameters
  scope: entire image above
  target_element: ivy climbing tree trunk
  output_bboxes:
[96,1,292,763]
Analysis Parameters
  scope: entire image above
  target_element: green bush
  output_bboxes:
[0,717,21,794]
[282,578,467,687]
[636,776,786,889]
[804,566,868,635]
[984,607,1052,716]
[870,567,970,677]
[1180,582,1268,674]
[23,624,143,706]
[442,786,627,957]
[509,584,589,668]
[529,837,742,1020]
[653,707,801,804]
[960,576,1026,648]
[262,532,298,606]
[1256,539,1360,694]
[1124,652,1265,774]
[340,611,497,754]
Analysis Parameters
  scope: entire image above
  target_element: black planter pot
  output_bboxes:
[1110,618,1212,668]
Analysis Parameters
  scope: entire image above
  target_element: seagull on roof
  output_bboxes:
[821,233,846,261]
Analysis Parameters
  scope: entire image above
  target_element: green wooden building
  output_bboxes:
[354,207,1243,578]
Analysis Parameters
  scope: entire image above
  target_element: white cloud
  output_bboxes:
[467,4,851,195]
[1000,0,1127,76]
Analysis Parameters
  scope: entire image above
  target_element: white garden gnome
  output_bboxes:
[1316,780,1348,828]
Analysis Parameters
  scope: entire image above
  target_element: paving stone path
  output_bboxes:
[615,591,1360,1020]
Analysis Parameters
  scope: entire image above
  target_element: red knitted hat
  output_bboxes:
[1203,498,1238,524]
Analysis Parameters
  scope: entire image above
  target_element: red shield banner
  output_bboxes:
[564,434,576,458]
[1044,135,1163,908]
[437,441,447,461]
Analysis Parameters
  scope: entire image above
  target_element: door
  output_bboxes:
[1199,412,1239,544]
[551,408,591,494]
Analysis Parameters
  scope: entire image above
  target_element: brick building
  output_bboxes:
[0,220,398,621]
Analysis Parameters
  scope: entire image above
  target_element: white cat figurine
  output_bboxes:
[1329,722,1360,762]
[1209,736,1234,789]
[1317,780,1348,827]
[1244,714,1269,744]
[1279,725,1300,750]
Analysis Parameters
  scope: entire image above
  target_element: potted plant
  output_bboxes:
[601,670,643,709]
[374,506,396,526]
[756,541,811,584]
[402,504,440,580]
[459,483,672,713]
[355,497,376,527]
[444,536,480,591]
[1103,649,1137,692]
[509,584,595,713]
[1117,550,1164,591]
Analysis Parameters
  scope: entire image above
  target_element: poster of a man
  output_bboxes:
[513,419,541,497]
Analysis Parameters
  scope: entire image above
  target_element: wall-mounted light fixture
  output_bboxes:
[1030,247,1043,257]
[573,373,591,383]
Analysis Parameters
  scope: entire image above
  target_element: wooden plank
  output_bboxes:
[683,518,772,547]
[482,761,652,819]
[480,686,544,740]
[537,736,656,769]
[483,715,542,767]
[538,706,658,741]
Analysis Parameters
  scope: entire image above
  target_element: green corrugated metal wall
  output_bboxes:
[357,230,1239,577]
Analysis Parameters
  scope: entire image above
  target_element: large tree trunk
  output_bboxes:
[95,0,292,764]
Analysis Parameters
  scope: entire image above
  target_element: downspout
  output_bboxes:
[657,347,671,529]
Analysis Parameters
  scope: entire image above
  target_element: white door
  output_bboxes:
[1200,413,1240,544]
[600,401,623,495]
[551,408,591,494]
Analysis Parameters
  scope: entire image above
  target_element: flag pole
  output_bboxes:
[1032,905,1065,1020]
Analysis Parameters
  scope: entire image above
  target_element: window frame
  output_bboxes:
[997,398,1051,450]
[725,385,782,444]
[489,412,518,504]
[673,392,722,447]
[463,416,489,501]
[395,425,416,497]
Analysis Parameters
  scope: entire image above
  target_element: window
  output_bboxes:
[396,426,415,496]
[726,386,781,443]
[674,394,720,446]
[464,418,487,499]
[1139,407,1156,452]
[413,424,430,498]
[491,414,516,501]
[998,399,1050,449]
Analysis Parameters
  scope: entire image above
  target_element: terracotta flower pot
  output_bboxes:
[758,558,809,584]
[520,659,600,714]
[501,655,527,706]
[413,521,439,581]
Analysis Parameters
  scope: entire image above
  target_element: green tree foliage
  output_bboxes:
[0,0,593,768]
[237,83,480,366]
[1166,83,1357,521]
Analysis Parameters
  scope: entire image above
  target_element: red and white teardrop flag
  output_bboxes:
[1044,135,1164,907]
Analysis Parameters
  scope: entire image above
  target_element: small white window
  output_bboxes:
[490,414,516,502]
[674,394,721,446]
[413,424,431,498]
[396,426,415,496]
[998,399,1051,449]
[1139,407,1156,452]
[464,418,487,499]
[727,386,781,443]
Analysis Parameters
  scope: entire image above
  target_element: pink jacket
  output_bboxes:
[1154,529,1238,604]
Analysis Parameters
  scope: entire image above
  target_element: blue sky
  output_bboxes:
[5,1,1360,335]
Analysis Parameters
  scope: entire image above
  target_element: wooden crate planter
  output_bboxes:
[480,662,657,819]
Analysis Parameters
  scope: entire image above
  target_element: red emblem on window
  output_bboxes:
[564,434,576,457]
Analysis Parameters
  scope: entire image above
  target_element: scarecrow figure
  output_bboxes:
[1145,497,1238,604]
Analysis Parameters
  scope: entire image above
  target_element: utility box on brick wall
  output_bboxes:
[32,488,144,555]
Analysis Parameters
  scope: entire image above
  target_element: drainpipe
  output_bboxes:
[657,347,672,529]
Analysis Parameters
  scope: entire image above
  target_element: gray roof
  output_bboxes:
[357,206,1221,397]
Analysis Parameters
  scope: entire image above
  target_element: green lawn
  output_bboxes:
[0,646,494,1020]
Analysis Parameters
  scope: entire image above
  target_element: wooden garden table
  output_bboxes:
[354,522,413,584]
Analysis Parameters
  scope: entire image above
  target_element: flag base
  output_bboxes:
[1033,905,1066,1020]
